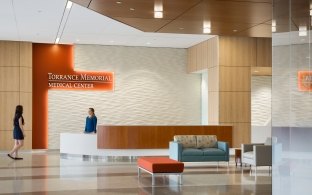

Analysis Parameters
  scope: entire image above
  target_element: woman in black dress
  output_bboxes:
[8,105,25,160]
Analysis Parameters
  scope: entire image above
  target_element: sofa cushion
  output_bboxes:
[196,135,218,148]
[243,151,254,159]
[182,148,204,156]
[202,148,226,156]
[174,135,197,148]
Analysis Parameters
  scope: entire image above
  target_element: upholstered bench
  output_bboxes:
[137,157,184,185]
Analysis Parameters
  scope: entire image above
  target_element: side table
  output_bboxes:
[235,148,242,167]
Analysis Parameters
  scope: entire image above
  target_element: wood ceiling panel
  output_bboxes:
[273,0,310,33]
[158,20,262,36]
[88,0,201,19]
[115,17,171,32]
[177,0,272,24]
[72,0,91,7]
[236,23,272,37]
[72,0,273,37]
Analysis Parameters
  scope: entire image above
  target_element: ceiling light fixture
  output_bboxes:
[203,21,211,34]
[299,25,307,37]
[116,1,122,4]
[272,19,276,32]
[233,29,238,32]
[55,37,60,44]
[154,11,163,18]
[146,42,151,45]
[55,1,73,44]
[179,27,184,30]
[203,28,211,34]
[130,7,135,11]
[66,1,73,9]
[154,0,163,18]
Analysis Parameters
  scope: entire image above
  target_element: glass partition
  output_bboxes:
[272,0,312,194]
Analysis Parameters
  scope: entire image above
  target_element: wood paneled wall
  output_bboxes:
[0,41,32,150]
[98,125,233,149]
[218,36,253,147]
[187,36,272,147]
[187,36,218,73]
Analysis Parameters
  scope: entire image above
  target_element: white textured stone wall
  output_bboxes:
[48,45,201,149]
[251,76,271,143]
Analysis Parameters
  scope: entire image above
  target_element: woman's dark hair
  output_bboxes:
[15,105,23,115]
[14,105,24,125]
[89,108,95,113]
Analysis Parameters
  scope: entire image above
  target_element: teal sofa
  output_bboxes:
[169,135,229,163]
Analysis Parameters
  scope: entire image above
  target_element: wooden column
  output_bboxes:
[187,36,271,147]
[0,41,32,150]
[218,36,254,147]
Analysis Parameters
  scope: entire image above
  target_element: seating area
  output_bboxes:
[169,135,229,164]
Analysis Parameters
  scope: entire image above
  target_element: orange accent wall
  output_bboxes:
[33,43,114,149]
[33,44,74,149]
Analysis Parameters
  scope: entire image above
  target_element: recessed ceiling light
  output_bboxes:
[254,70,259,73]
[154,11,163,18]
[146,42,151,45]
[130,8,135,11]
[203,21,211,33]
[116,1,122,4]
[272,19,276,32]
[66,1,73,9]
[179,27,184,30]
[76,39,80,42]
[233,29,238,32]
[55,37,60,44]
[110,40,115,43]
[299,25,307,37]
[203,28,211,34]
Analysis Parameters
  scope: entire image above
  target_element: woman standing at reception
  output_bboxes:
[84,108,97,133]
[8,105,25,160]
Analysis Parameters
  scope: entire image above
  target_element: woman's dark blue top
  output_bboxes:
[13,114,24,140]
[85,115,97,133]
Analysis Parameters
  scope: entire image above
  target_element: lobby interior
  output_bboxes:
[0,0,311,194]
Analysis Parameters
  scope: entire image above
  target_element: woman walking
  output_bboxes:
[8,105,25,160]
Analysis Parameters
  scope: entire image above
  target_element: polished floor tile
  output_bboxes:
[0,151,272,194]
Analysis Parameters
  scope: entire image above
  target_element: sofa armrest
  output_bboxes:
[242,143,264,153]
[254,145,272,166]
[169,141,182,161]
[218,141,230,153]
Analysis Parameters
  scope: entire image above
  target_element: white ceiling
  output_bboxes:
[0,0,214,48]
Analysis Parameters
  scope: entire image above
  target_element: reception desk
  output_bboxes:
[60,133,168,156]
[97,125,232,149]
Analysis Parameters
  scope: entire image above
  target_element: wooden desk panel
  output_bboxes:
[97,126,232,149]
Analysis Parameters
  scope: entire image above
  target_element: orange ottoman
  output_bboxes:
[137,157,184,185]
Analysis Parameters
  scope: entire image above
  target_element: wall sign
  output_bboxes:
[48,72,114,90]
[298,71,312,91]
[33,44,115,149]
